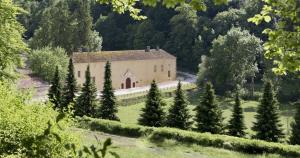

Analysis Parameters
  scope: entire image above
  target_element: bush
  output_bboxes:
[28,47,69,82]
[78,117,300,157]
[0,81,78,157]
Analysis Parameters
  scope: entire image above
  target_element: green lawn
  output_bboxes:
[117,91,296,137]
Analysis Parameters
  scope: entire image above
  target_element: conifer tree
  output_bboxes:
[194,82,223,134]
[166,81,192,130]
[98,61,119,120]
[48,66,62,109]
[139,80,165,127]
[227,91,246,137]
[290,102,300,145]
[61,58,77,110]
[74,65,97,117]
[252,81,284,142]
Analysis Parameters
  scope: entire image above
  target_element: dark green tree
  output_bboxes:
[290,102,300,145]
[139,80,165,127]
[166,81,192,130]
[252,82,284,142]
[74,65,97,117]
[98,61,119,121]
[61,58,77,110]
[194,82,223,134]
[227,91,246,137]
[48,66,62,109]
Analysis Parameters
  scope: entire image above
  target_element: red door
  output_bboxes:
[125,78,131,89]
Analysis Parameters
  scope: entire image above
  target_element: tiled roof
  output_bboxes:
[72,49,176,63]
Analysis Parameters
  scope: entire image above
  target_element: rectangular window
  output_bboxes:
[168,71,171,78]
[161,65,164,72]
[78,71,81,77]
[92,77,95,83]
[154,65,157,72]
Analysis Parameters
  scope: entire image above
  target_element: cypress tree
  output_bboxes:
[166,81,192,130]
[194,82,223,134]
[139,80,165,127]
[98,61,119,120]
[290,102,300,145]
[74,65,97,117]
[48,66,62,109]
[252,81,284,142]
[61,58,77,110]
[227,91,246,137]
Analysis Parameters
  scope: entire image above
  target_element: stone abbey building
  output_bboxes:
[72,47,176,91]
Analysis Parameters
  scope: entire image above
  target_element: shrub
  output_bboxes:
[78,117,300,157]
[0,81,78,157]
[28,47,68,82]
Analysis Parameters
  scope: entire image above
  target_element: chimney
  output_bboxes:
[145,46,150,52]
[155,46,160,51]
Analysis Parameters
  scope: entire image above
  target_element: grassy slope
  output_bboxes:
[76,128,285,158]
[117,91,296,136]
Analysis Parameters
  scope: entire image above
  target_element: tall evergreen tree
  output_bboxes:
[166,81,192,130]
[227,91,246,137]
[194,82,223,134]
[252,82,284,142]
[61,58,77,110]
[48,66,62,109]
[74,65,97,117]
[98,61,119,120]
[290,102,300,145]
[139,80,165,127]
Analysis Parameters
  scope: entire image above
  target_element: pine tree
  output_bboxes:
[227,91,246,137]
[252,81,284,142]
[48,66,62,109]
[74,65,97,117]
[290,102,300,145]
[139,80,165,127]
[194,82,223,134]
[98,61,119,120]
[61,58,77,110]
[166,81,192,130]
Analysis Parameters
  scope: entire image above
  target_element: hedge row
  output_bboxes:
[77,116,300,157]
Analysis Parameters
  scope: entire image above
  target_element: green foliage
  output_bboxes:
[28,47,69,82]
[0,0,27,80]
[75,65,98,117]
[79,116,300,157]
[164,4,200,71]
[208,27,262,93]
[252,82,284,142]
[166,81,192,130]
[227,91,246,137]
[99,61,119,121]
[248,0,300,75]
[0,81,78,157]
[290,102,300,145]
[97,0,227,20]
[29,0,102,53]
[139,80,166,127]
[194,82,223,134]
[48,66,63,110]
[61,58,77,110]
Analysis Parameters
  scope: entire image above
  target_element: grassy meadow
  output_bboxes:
[117,90,296,137]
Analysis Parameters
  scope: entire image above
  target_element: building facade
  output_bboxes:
[72,48,176,91]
